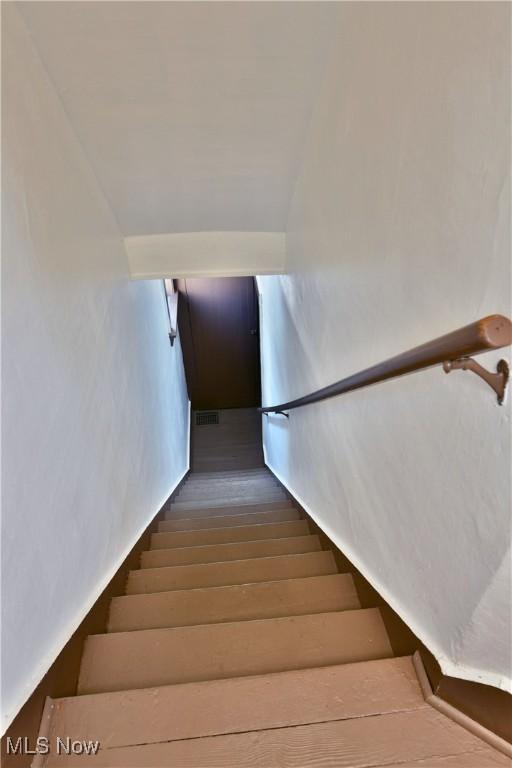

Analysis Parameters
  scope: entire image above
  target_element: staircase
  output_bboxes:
[36,467,509,766]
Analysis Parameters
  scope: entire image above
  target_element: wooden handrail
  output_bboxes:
[259,315,512,413]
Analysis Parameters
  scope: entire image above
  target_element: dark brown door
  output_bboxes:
[177,277,261,410]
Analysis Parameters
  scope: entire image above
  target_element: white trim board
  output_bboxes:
[125,231,286,280]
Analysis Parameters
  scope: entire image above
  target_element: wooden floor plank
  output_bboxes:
[382,751,511,767]
[43,657,426,752]
[43,707,501,767]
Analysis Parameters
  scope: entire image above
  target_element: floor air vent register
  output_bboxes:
[195,411,220,426]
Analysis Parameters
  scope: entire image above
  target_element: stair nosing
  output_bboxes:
[47,655,418,704]
[165,502,295,520]
[132,549,335,574]
[115,572,353,604]
[90,606,381,642]
[152,520,308,540]
[157,511,302,532]
[143,533,319,555]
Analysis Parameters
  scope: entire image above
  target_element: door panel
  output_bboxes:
[177,277,261,409]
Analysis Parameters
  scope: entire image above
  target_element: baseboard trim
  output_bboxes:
[412,652,512,758]
[186,399,192,474]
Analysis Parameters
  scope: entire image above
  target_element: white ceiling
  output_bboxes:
[20,2,338,236]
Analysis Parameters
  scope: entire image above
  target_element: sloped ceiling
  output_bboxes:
[19,1,338,235]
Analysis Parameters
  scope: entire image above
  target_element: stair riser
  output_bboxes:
[172,495,289,512]
[184,470,271,480]
[78,609,393,694]
[172,496,287,508]
[175,488,281,502]
[176,489,281,501]
[126,551,338,594]
[193,455,264,465]
[108,574,360,632]
[158,509,302,532]
[179,473,276,484]
[150,520,309,549]
[140,535,321,568]
[168,500,292,518]
[177,480,280,494]
[180,475,273,487]
[193,456,264,463]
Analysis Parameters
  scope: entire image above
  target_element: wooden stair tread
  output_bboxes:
[171,491,288,512]
[179,476,278,486]
[182,467,272,476]
[175,477,282,501]
[178,474,279,486]
[78,608,393,694]
[192,457,263,463]
[44,657,426,751]
[35,459,507,768]
[158,507,301,532]
[177,489,281,501]
[165,500,295,520]
[140,534,321,568]
[184,469,272,480]
[42,706,505,767]
[383,753,512,767]
[127,550,338,594]
[150,519,309,549]
[177,482,285,493]
[180,476,275,489]
[108,573,360,632]
[193,462,265,473]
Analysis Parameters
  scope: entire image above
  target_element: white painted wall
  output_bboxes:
[1,6,189,732]
[126,231,286,280]
[259,2,511,691]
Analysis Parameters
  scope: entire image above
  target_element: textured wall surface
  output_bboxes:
[1,6,189,732]
[259,2,511,691]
